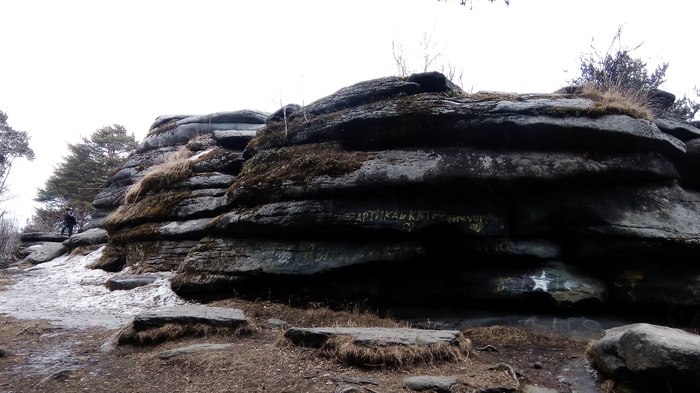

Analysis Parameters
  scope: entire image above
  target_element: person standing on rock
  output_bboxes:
[61,208,77,237]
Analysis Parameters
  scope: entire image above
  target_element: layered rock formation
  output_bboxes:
[95,72,700,319]
[92,111,267,272]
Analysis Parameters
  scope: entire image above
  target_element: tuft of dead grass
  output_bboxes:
[209,298,406,329]
[116,322,253,346]
[318,334,472,369]
[577,83,654,120]
[124,147,194,204]
[463,325,571,349]
[231,142,368,194]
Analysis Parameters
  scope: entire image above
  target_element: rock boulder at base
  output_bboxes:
[23,242,67,264]
[64,228,109,247]
[588,323,700,391]
[104,275,157,291]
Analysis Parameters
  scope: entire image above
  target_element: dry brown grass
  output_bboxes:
[463,325,569,348]
[317,334,472,369]
[124,147,193,204]
[116,322,254,346]
[231,142,368,197]
[577,83,654,120]
[210,298,406,329]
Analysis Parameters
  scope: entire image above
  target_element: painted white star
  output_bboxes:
[531,271,550,292]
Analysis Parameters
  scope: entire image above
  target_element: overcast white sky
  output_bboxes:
[1,0,698,225]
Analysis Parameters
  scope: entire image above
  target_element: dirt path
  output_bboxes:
[0,250,602,393]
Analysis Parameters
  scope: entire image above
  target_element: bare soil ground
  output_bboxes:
[0,298,598,393]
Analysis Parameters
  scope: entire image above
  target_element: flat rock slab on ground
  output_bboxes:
[131,306,247,331]
[104,275,157,291]
[284,327,463,348]
[403,375,459,392]
[157,343,234,359]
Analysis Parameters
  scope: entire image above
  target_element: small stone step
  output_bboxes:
[284,327,464,348]
[132,305,247,331]
[157,343,233,359]
[403,375,459,392]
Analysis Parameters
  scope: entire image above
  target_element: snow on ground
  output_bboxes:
[0,246,189,329]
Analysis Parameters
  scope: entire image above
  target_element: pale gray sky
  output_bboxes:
[1,0,698,224]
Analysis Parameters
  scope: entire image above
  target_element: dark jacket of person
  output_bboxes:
[64,212,77,226]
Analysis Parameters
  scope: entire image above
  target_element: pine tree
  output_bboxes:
[33,125,136,232]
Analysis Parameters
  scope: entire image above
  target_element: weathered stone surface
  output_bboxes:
[170,110,268,126]
[514,184,700,242]
[654,116,700,141]
[589,323,700,391]
[157,343,233,359]
[132,306,247,331]
[24,243,66,264]
[287,76,421,118]
[231,146,678,206]
[189,150,245,174]
[218,198,507,238]
[179,237,425,276]
[676,138,700,190]
[458,262,607,309]
[20,232,67,243]
[138,122,263,152]
[149,114,192,130]
[212,130,258,150]
[105,275,157,291]
[250,93,685,158]
[92,74,700,318]
[65,228,109,247]
[284,327,463,348]
[463,238,563,261]
[172,193,229,219]
[124,240,199,272]
[262,318,289,329]
[403,376,459,392]
[602,262,700,308]
[172,172,236,190]
[111,219,211,244]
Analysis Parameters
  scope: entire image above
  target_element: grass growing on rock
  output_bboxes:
[116,322,253,346]
[575,83,655,120]
[316,334,472,369]
[104,190,192,229]
[124,146,194,204]
[229,142,368,199]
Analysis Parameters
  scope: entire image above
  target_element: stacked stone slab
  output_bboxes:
[94,111,267,272]
[161,72,700,317]
[92,72,700,317]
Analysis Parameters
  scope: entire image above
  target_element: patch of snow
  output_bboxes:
[0,246,189,329]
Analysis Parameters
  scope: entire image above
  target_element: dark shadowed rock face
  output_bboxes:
[94,72,700,318]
